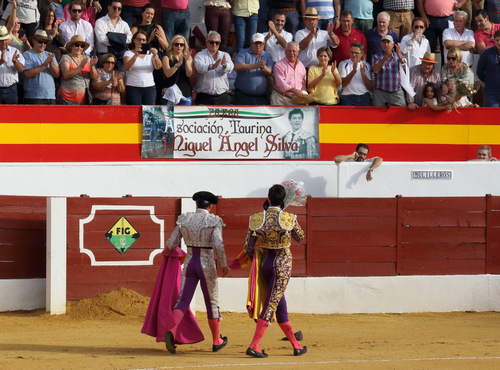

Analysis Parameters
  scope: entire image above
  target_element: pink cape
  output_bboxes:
[141,248,205,344]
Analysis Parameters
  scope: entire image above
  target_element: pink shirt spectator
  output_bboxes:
[475,23,500,48]
[122,0,148,6]
[273,57,306,96]
[423,0,455,17]
[161,0,189,9]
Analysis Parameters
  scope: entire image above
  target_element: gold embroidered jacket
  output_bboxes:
[243,208,304,258]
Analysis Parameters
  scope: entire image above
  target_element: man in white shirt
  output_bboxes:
[442,10,475,67]
[400,17,431,68]
[265,12,293,63]
[59,0,94,55]
[194,31,234,105]
[0,26,24,103]
[94,0,132,63]
[338,42,373,106]
[294,7,337,68]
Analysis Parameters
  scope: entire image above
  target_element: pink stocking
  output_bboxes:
[279,321,303,350]
[207,318,223,345]
[249,318,268,352]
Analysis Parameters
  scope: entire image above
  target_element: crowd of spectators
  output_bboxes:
[0,0,499,107]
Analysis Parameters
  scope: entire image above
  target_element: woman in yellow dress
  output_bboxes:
[307,46,341,105]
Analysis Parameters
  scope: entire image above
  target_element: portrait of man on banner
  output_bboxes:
[282,108,320,159]
[141,106,174,159]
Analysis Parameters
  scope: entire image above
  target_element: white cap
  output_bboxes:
[251,33,265,43]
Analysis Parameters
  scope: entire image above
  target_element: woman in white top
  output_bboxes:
[123,30,162,105]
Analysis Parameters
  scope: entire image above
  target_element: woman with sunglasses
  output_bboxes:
[400,17,431,69]
[92,53,124,104]
[440,47,474,97]
[59,35,98,104]
[123,30,162,105]
[38,8,65,62]
[162,34,193,105]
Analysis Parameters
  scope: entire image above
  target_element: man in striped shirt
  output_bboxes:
[372,34,407,106]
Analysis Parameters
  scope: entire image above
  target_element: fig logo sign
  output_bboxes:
[105,217,140,254]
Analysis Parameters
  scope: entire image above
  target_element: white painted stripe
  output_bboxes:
[128,356,500,370]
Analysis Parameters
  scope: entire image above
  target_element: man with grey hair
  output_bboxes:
[194,30,234,105]
[469,145,498,161]
[442,10,475,67]
[271,41,306,105]
[364,11,400,64]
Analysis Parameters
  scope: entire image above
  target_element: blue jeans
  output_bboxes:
[126,86,156,105]
[0,84,18,104]
[121,5,143,28]
[233,14,258,52]
[162,96,193,105]
[318,18,333,30]
[258,0,268,33]
[484,94,500,107]
[162,9,191,43]
[425,15,453,53]
[340,93,372,106]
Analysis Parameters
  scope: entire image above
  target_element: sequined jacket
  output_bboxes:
[244,207,304,259]
[167,209,227,268]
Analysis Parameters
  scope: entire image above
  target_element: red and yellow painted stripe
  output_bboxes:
[0,105,498,162]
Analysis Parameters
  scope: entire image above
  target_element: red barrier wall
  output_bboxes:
[0,105,498,162]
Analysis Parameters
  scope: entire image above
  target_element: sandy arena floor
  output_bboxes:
[0,289,499,370]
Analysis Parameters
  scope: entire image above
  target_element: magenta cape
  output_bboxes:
[141,247,204,344]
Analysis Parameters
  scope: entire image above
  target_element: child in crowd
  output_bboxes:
[422,82,450,111]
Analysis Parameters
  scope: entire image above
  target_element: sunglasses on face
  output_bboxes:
[447,56,457,61]
[36,39,49,45]
[174,42,185,47]
[73,43,85,48]
[208,40,220,45]
[71,8,83,13]
[104,60,116,64]
[414,25,424,29]
[112,6,122,11]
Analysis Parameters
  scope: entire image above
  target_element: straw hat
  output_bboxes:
[30,29,52,43]
[291,93,317,105]
[0,26,12,41]
[304,7,319,19]
[65,35,90,52]
[420,52,437,64]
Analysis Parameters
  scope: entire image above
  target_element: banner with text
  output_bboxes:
[141,106,320,159]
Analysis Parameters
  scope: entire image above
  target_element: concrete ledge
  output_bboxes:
[0,279,45,311]
[2,275,498,313]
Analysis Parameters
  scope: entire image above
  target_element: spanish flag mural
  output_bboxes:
[0,105,498,162]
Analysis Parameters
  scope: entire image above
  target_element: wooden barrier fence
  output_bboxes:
[0,195,498,301]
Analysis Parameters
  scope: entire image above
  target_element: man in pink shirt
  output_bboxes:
[271,41,306,105]
[417,0,466,53]
[474,9,500,53]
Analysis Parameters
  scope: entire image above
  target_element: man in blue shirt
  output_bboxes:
[23,30,60,105]
[233,33,274,105]
[364,11,400,65]
[477,29,500,107]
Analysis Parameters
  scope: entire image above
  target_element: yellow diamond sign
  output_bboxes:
[105,216,140,254]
